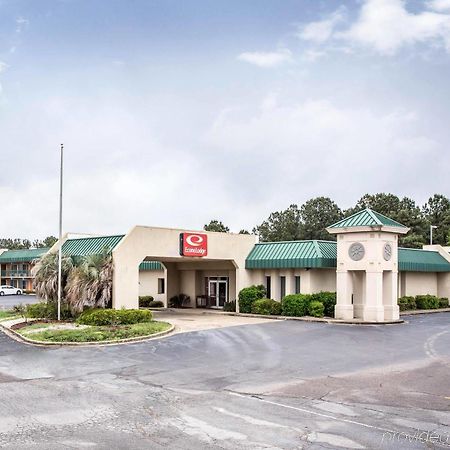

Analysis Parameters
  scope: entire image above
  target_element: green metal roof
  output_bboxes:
[398,248,450,272]
[0,248,50,263]
[328,208,408,230]
[62,235,125,257]
[62,236,162,269]
[246,240,450,272]
[139,261,163,271]
[245,240,337,269]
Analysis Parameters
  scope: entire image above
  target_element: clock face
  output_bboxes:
[348,242,365,261]
[383,243,392,261]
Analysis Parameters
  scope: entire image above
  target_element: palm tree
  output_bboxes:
[32,252,73,302]
[65,250,113,313]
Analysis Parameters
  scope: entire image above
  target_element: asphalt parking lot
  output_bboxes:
[0,313,449,449]
[0,294,39,310]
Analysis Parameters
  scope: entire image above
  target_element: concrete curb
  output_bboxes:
[161,306,449,324]
[0,321,175,348]
[229,313,404,325]
[157,308,403,325]
[400,308,450,316]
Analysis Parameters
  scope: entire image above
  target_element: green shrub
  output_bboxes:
[13,304,27,320]
[149,300,164,308]
[139,296,154,307]
[169,294,190,308]
[26,302,51,319]
[439,297,449,308]
[308,301,325,318]
[281,294,310,317]
[251,298,282,315]
[415,295,440,310]
[223,300,236,312]
[26,302,73,320]
[23,289,35,295]
[398,296,416,311]
[238,285,266,313]
[310,292,336,317]
[77,309,152,326]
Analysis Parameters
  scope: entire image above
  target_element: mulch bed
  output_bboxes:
[10,320,69,331]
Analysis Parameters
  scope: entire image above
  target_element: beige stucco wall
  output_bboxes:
[437,273,450,299]
[309,269,336,293]
[246,268,336,300]
[112,226,256,310]
[402,272,438,297]
[138,270,165,302]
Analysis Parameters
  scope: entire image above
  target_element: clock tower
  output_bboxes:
[327,209,409,322]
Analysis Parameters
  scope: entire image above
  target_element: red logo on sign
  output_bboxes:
[180,233,208,257]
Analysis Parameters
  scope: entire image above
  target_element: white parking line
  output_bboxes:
[424,330,450,359]
[228,391,396,434]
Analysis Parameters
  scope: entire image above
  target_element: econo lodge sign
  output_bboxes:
[179,233,208,257]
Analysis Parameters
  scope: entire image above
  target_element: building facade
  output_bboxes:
[0,248,49,291]
[33,209,450,322]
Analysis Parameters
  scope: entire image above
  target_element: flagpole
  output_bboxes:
[57,144,64,321]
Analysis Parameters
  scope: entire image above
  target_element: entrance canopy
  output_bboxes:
[112,226,256,309]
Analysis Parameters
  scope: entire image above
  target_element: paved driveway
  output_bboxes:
[0,294,39,310]
[0,313,449,449]
[153,309,274,333]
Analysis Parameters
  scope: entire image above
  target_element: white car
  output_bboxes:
[0,285,22,296]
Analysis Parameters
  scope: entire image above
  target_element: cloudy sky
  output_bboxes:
[1,0,450,239]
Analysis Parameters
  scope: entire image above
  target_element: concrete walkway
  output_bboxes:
[152,309,273,333]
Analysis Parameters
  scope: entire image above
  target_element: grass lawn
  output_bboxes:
[18,321,172,343]
[0,310,18,321]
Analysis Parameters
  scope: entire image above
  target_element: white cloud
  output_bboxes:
[237,48,293,68]
[298,7,346,43]
[15,17,29,33]
[302,49,327,62]
[1,90,447,239]
[204,97,444,211]
[428,0,450,12]
[299,0,450,55]
[0,95,260,238]
[341,0,450,54]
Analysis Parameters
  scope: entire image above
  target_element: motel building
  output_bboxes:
[39,208,450,323]
[0,248,49,291]
[1,209,447,322]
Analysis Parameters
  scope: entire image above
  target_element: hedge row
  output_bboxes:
[77,309,152,326]
[281,294,332,318]
[251,298,282,315]
[237,286,336,318]
[238,285,266,313]
[398,295,448,311]
[139,296,164,308]
[24,302,74,320]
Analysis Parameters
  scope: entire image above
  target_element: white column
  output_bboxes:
[271,271,281,301]
[363,270,385,322]
[112,257,139,309]
[286,270,296,296]
[352,271,365,319]
[383,271,400,321]
[335,270,354,320]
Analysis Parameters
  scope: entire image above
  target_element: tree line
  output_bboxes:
[0,236,57,250]
[204,193,450,248]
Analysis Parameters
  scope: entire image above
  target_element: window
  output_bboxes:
[280,276,286,299]
[295,276,301,294]
[158,278,165,294]
[265,276,271,299]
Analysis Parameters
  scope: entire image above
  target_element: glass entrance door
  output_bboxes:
[207,277,228,308]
